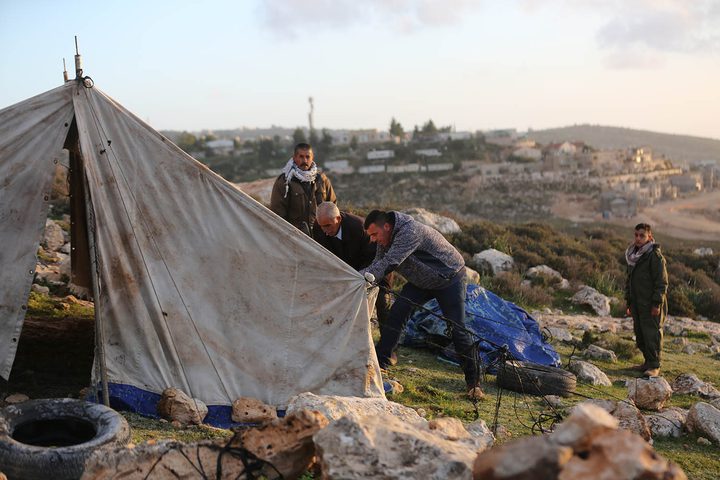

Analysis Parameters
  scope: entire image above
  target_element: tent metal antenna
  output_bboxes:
[74,35,83,79]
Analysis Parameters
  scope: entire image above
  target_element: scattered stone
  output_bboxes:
[34,264,62,283]
[526,265,569,288]
[627,376,673,411]
[682,343,711,355]
[238,409,329,478]
[472,248,514,276]
[465,266,481,284]
[474,435,573,480]
[550,403,618,452]
[558,430,686,480]
[545,326,574,343]
[314,412,478,479]
[664,323,685,336]
[671,373,720,399]
[686,402,720,444]
[404,208,461,234]
[465,419,495,451]
[426,417,492,450]
[672,337,688,346]
[543,395,563,408]
[646,407,687,438]
[42,219,65,251]
[494,424,513,440]
[569,360,612,386]
[584,344,618,363]
[4,393,29,404]
[416,408,427,417]
[286,392,424,424]
[697,437,712,446]
[569,399,617,415]
[156,388,208,425]
[30,284,50,294]
[694,247,714,256]
[386,379,404,394]
[60,242,72,254]
[231,396,277,423]
[613,400,652,441]
[571,286,611,316]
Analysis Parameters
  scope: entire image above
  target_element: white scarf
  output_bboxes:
[625,241,655,267]
[282,158,317,198]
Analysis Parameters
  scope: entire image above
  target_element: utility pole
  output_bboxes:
[308,96,315,138]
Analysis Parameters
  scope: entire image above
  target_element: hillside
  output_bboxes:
[527,125,720,165]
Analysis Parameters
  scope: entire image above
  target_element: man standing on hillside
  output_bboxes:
[360,210,483,399]
[270,143,336,235]
[625,223,669,378]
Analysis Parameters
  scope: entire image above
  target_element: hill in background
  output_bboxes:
[527,125,720,165]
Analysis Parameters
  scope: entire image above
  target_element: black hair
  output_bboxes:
[635,223,652,232]
[294,143,313,154]
[364,210,393,229]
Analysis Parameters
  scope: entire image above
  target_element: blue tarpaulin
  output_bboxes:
[403,284,560,372]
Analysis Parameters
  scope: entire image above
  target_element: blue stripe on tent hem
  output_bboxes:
[88,383,285,429]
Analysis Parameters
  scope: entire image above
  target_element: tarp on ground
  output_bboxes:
[403,284,560,372]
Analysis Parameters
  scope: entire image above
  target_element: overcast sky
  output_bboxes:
[1,0,719,138]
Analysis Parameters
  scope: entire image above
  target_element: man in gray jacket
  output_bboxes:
[361,210,483,399]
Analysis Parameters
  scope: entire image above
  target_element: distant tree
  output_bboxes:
[258,138,275,164]
[204,133,218,142]
[321,129,333,148]
[177,131,197,152]
[309,129,320,147]
[421,120,438,135]
[350,135,359,150]
[412,125,420,140]
[389,117,405,138]
[293,128,307,145]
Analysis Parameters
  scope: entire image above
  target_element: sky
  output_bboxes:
[1,0,719,139]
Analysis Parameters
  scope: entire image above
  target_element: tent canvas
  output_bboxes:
[0,81,384,424]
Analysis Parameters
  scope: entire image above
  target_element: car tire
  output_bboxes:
[497,360,577,397]
[0,398,130,480]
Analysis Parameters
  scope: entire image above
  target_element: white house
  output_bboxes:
[367,149,395,160]
[205,139,235,155]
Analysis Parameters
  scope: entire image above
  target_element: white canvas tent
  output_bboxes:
[0,79,383,423]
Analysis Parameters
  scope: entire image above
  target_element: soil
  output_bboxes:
[0,316,94,403]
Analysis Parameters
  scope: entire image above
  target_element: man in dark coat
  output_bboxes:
[270,143,336,235]
[625,223,669,378]
[361,210,483,399]
[314,203,392,341]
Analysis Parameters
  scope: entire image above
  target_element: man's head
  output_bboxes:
[634,223,654,247]
[364,210,394,248]
[293,143,314,171]
[317,202,342,236]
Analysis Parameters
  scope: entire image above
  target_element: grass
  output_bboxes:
[26,291,95,319]
[115,318,720,479]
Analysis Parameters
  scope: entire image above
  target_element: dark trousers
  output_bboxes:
[375,277,478,388]
[631,304,664,369]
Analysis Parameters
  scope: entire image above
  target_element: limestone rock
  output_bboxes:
[543,395,564,408]
[526,265,570,289]
[545,326,574,343]
[686,402,720,444]
[682,342,711,355]
[572,286,611,317]
[31,284,50,294]
[472,249,514,276]
[404,208,461,234]
[4,393,29,404]
[584,344,617,363]
[60,242,72,254]
[569,398,617,415]
[473,435,573,480]
[42,219,65,251]
[34,264,63,284]
[646,407,687,438]
[613,400,652,441]
[465,419,495,451]
[627,376,673,411]
[558,430,687,480]
[231,397,277,423]
[697,436,712,445]
[694,247,714,256]
[568,360,612,386]
[238,409,329,478]
[286,392,423,424]
[664,322,684,336]
[550,403,618,452]
[156,388,208,425]
[671,373,720,399]
[314,412,478,479]
[465,266,481,284]
[425,417,493,451]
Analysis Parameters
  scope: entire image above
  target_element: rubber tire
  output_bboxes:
[497,360,577,397]
[0,398,130,480]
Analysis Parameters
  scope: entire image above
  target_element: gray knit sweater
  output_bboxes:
[360,212,465,290]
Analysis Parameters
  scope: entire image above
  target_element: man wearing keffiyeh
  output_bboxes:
[624,223,669,378]
[270,143,336,235]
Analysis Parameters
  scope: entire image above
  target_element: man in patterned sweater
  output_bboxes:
[361,210,483,399]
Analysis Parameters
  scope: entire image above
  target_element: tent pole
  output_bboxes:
[82,167,110,407]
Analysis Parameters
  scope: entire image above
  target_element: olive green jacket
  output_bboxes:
[625,244,669,309]
[269,172,336,234]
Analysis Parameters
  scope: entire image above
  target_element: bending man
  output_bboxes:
[270,143,336,235]
[625,223,669,378]
[360,210,483,399]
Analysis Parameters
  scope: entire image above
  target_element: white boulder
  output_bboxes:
[404,208,461,234]
[473,248,514,275]
[645,407,687,438]
[571,286,611,317]
[686,402,720,444]
[286,392,423,424]
[568,360,612,386]
[627,376,673,411]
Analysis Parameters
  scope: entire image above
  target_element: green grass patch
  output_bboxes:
[26,291,94,319]
[123,412,232,444]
